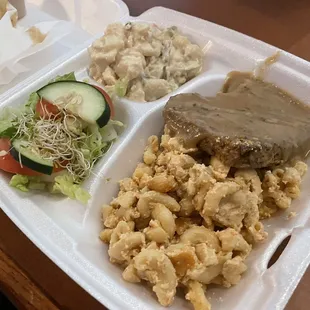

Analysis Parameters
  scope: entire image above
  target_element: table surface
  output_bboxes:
[1,0,310,309]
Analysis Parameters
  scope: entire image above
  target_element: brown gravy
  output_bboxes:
[163,72,310,168]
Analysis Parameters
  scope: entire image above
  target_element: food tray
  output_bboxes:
[1,6,310,310]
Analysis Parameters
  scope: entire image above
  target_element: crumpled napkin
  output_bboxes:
[0,10,74,85]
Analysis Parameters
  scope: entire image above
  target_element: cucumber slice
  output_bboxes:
[37,81,111,128]
[10,139,54,175]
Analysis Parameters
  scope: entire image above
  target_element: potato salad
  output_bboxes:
[89,22,203,102]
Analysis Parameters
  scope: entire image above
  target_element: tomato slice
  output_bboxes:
[36,98,60,119]
[93,85,115,118]
[0,139,65,176]
[0,139,41,176]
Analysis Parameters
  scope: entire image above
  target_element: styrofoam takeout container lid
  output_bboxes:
[26,0,130,35]
[0,0,129,94]
[1,6,310,310]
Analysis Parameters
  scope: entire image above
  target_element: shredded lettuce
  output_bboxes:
[9,172,90,204]
[28,180,46,190]
[109,119,124,127]
[77,119,122,167]
[85,124,107,159]
[51,173,90,204]
[100,121,119,142]
[25,92,40,111]
[0,106,24,136]
[101,119,124,141]
[0,119,17,138]
[0,106,24,121]
[51,72,76,83]
[9,175,29,192]
[9,175,46,192]
[0,92,39,136]
[115,78,129,97]
[83,120,123,160]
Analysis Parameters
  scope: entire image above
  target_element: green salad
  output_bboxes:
[0,72,123,204]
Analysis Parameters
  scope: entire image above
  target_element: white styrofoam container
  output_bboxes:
[26,0,130,36]
[0,0,129,93]
[1,6,310,310]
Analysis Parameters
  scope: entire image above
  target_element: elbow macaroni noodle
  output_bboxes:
[99,131,307,309]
